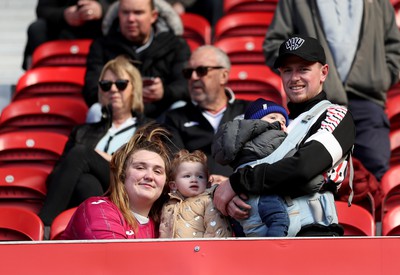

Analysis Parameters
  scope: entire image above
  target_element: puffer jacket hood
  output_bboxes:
[212,119,287,169]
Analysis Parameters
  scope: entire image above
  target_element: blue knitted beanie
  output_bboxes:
[244,98,289,126]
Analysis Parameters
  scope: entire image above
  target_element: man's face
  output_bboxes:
[118,0,157,44]
[185,48,228,109]
[278,55,328,103]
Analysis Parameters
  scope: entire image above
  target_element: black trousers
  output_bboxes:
[186,0,224,28]
[22,18,102,70]
[348,97,390,181]
[39,145,110,226]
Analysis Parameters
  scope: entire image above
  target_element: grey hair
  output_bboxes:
[194,45,231,71]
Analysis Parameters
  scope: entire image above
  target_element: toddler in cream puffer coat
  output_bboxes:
[159,149,232,238]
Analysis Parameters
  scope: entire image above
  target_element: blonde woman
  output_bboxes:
[39,56,153,227]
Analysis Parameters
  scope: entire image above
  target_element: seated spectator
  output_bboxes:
[39,56,152,226]
[162,45,250,180]
[22,0,116,70]
[159,149,233,238]
[62,123,173,240]
[83,0,191,120]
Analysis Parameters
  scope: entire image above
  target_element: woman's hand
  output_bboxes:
[64,5,84,26]
[143,77,164,103]
[77,0,103,21]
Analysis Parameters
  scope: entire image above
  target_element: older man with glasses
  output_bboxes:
[162,45,250,181]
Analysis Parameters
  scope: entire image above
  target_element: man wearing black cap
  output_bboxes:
[263,1,400,182]
[213,35,356,236]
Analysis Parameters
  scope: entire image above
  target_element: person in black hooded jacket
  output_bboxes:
[83,0,191,119]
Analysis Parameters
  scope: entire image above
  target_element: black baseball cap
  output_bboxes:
[273,35,326,68]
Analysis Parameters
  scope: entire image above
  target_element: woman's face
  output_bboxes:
[124,149,166,214]
[99,69,133,114]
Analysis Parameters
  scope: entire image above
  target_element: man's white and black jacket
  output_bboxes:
[229,92,356,199]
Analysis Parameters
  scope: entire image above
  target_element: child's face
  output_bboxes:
[261,112,287,132]
[170,161,208,198]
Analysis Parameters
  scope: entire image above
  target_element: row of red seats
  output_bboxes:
[0,200,377,241]
[0,205,76,241]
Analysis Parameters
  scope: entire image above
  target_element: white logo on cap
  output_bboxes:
[285,37,305,51]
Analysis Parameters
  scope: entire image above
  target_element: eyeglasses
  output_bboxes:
[98,79,129,92]
[182,66,224,79]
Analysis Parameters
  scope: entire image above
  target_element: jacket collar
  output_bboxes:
[287,91,327,119]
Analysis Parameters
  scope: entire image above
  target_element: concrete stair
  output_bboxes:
[0,0,36,111]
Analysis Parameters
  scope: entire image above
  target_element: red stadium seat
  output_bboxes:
[228,65,285,106]
[13,66,85,101]
[31,39,92,68]
[214,12,274,42]
[224,0,279,14]
[50,207,77,240]
[382,205,400,236]
[0,97,88,136]
[185,39,201,52]
[181,13,211,46]
[214,36,265,65]
[391,0,400,27]
[0,207,44,241]
[0,167,49,214]
[390,129,400,165]
[387,82,400,99]
[381,165,400,219]
[386,93,400,132]
[336,201,375,236]
[0,131,67,173]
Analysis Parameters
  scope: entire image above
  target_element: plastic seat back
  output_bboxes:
[390,129,400,166]
[336,201,375,236]
[0,131,67,173]
[388,82,400,99]
[214,12,274,42]
[50,207,77,240]
[391,0,400,27]
[181,13,211,46]
[381,165,400,220]
[0,166,48,214]
[382,205,400,235]
[386,93,400,132]
[0,96,88,135]
[224,0,279,14]
[214,36,265,65]
[228,65,285,106]
[0,166,48,200]
[185,39,201,52]
[0,207,44,241]
[31,39,92,68]
[13,67,85,101]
